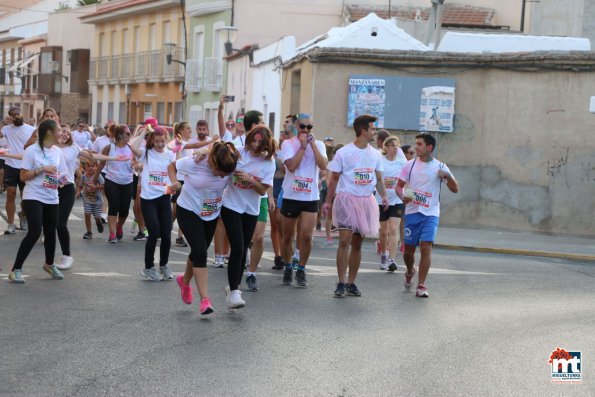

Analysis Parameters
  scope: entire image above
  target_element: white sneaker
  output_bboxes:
[214,254,225,268]
[378,262,388,271]
[56,255,73,270]
[225,286,246,310]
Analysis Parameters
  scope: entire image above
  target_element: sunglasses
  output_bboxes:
[236,119,244,123]
[226,124,236,128]
[299,123,313,130]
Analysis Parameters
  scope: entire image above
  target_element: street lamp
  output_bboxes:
[48,60,68,82]
[219,26,239,56]
[164,42,186,66]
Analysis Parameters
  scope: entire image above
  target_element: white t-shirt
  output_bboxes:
[376,156,406,205]
[398,158,451,217]
[92,135,111,153]
[59,144,82,184]
[168,138,192,182]
[175,157,229,221]
[397,146,406,161]
[281,137,327,201]
[222,130,233,143]
[21,144,69,205]
[222,147,275,216]
[0,136,7,149]
[104,144,134,185]
[327,143,383,197]
[1,124,35,168]
[136,148,176,200]
[231,134,246,148]
[72,130,93,149]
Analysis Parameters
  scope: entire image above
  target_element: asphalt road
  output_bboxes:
[0,202,593,396]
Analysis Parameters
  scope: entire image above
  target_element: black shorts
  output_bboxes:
[171,180,184,203]
[3,164,24,189]
[0,158,5,167]
[379,204,405,222]
[280,198,319,218]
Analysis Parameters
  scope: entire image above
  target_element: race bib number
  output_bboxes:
[354,168,374,185]
[233,175,259,190]
[43,172,60,189]
[148,171,168,186]
[411,189,432,208]
[384,177,397,189]
[200,197,222,217]
[292,176,313,193]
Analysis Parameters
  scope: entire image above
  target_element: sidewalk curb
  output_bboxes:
[434,244,595,262]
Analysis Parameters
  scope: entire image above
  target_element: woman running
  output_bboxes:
[169,141,239,315]
[221,125,275,294]
[4,119,69,283]
[132,126,176,281]
[377,136,406,271]
[55,125,127,270]
[94,124,140,243]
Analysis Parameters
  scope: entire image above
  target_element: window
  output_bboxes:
[110,31,116,56]
[119,102,127,123]
[143,103,153,120]
[290,70,301,115]
[134,26,141,53]
[194,27,204,59]
[96,102,103,124]
[149,24,157,51]
[107,102,114,121]
[99,32,106,57]
[156,102,165,123]
[174,102,183,122]
[122,29,129,54]
[163,21,171,44]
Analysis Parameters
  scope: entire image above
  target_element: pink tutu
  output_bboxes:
[332,192,380,237]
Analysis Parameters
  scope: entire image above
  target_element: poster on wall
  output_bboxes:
[419,86,455,133]
[347,78,386,127]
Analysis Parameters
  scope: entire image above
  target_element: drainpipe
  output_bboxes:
[425,0,445,50]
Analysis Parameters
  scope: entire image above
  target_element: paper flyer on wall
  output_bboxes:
[419,86,455,132]
[347,78,385,127]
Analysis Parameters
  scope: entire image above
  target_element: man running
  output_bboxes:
[324,114,388,297]
[280,113,327,287]
[396,133,459,298]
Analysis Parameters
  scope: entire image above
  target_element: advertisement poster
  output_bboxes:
[347,78,386,127]
[419,86,455,132]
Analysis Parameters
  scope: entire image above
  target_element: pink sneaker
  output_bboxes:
[176,275,193,304]
[416,284,429,298]
[404,267,417,290]
[199,297,214,315]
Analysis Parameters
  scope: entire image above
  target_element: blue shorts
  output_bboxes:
[403,213,439,246]
[276,188,284,209]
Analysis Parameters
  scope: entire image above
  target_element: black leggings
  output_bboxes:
[57,183,75,256]
[176,205,218,268]
[13,200,59,270]
[104,179,133,219]
[221,206,258,291]
[140,195,173,269]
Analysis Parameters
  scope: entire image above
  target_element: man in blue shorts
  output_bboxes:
[396,133,459,298]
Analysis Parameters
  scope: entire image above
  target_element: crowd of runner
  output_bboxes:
[0,97,458,314]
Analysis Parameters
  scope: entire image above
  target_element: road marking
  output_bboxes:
[1,274,31,279]
[73,272,133,277]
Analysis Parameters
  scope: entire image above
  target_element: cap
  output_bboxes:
[324,136,334,142]
[144,117,158,127]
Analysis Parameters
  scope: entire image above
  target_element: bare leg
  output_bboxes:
[281,215,298,262]
[418,242,433,285]
[269,209,280,257]
[182,258,193,284]
[108,215,117,235]
[403,245,416,274]
[347,233,364,284]
[6,186,16,224]
[192,267,209,299]
[84,213,92,233]
[336,229,352,283]
[379,221,389,254]
[249,221,266,272]
[214,218,226,256]
[387,217,399,259]
[296,212,317,267]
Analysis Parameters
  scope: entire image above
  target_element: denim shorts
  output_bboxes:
[403,212,439,246]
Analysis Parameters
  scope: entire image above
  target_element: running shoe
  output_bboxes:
[282,266,293,286]
[272,256,284,270]
[176,275,193,304]
[56,255,73,270]
[141,267,163,281]
[226,287,246,310]
[116,228,123,241]
[295,269,308,287]
[416,284,429,298]
[83,232,93,240]
[346,283,362,297]
[214,254,225,268]
[18,211,27,232]
[130,219,138,234]
[388,259,397,272]
[379,254,388,270]
[160,265,174,280]
[175,237,188,247]
[404,267,417,290]
[8,270,24,284]
[325,237,333,246]
[108,234,117,243]
[334,282,346,297]
[101,213,108,224]
[199,297,214,315]
[95,218,104,233]
[376,240,381,255]
[43,264,64,280]
[245,274,258,291]
[4,224,16,235]
[133,232,146,241]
